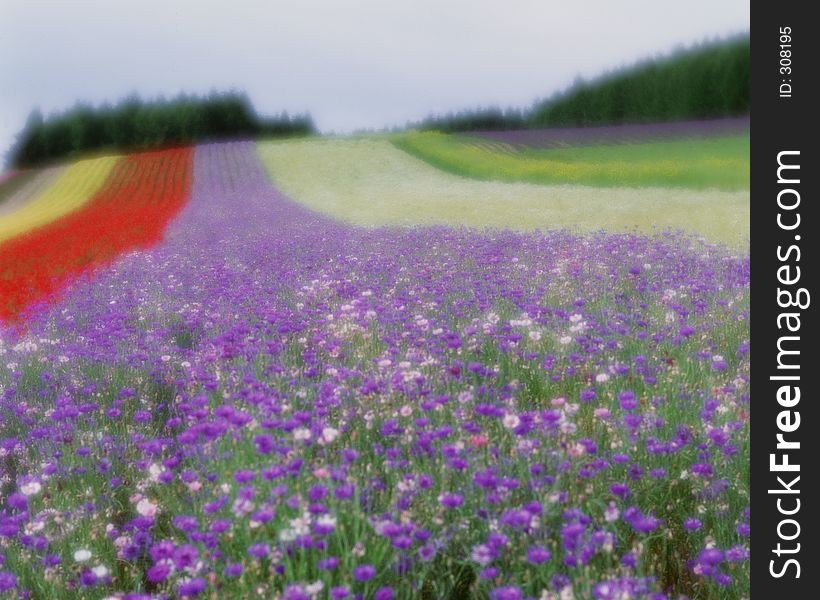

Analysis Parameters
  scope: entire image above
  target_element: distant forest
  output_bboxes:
[415,34,749,133]
[8,92,315,168]
[7,34,749,167]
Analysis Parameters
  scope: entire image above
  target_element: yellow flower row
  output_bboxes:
[0,155,120,243]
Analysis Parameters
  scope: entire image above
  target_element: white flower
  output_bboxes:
[148,463,164,482]
[559,335,573,345]
[92,565,109,578]
[136,498,158,517]
[294,427,312,441]
[595,373,609,383]
[604,502,620,522]
[319,427,340,445]
[471,544,494,566]
[568,443,586,458]
[74,549,92,562]
[305,580,325,596]
[317,514,337,530]
[502,413,521,429]
[560,421,577,434]
[21,481,42,496]
[559,586,576,600]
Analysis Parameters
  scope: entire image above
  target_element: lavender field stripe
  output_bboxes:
[465,116,751,149]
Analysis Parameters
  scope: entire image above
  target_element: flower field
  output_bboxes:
[0,141,749,599]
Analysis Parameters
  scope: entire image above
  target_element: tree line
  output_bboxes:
[413,33,749,132]
[8,91,315,168]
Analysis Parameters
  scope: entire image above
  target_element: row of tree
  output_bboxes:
[414,107,527,133]
[8,92,315,168]
[414,34,749,132]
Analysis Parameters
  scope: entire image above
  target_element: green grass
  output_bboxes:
[256,137,749,247]
[393,131,750,191]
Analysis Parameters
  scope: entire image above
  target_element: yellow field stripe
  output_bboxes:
[0,166,67,217]
[0,155,120,243]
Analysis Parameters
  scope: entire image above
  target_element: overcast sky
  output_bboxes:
[1,0,748,163]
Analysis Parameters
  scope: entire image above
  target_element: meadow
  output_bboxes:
[392,132,749,191]
[0,135,750,600]
[259,137,749,247]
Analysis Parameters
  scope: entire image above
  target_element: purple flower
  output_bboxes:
[621,552,637,568]
[284,586,310,600]
[147,563,172,584]
[726,545,749,562]
[527,545,551,564]
[254,434,274,454]
[0,572,16,592]
[440,493,463,509]
[691,462,714,478]
[631,515,659,533]
[172,544,198,569]
[309,484,328,501]
[419,544,436,561]
[374,587,394,600]
[618,390,638,411]
[698,548,724,565]
[490,586,523,600]
[234,470,256,483]
[248,542,270,559]
[353,564,376,581]
[610,483,630,499]
[177,578,207,597]
[7,493,27,511]
[80,569,98,586]
[711,357,728,372]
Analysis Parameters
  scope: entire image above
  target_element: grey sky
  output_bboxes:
[1,0,748,163]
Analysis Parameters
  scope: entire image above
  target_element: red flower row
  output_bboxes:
[0,147,193,322]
